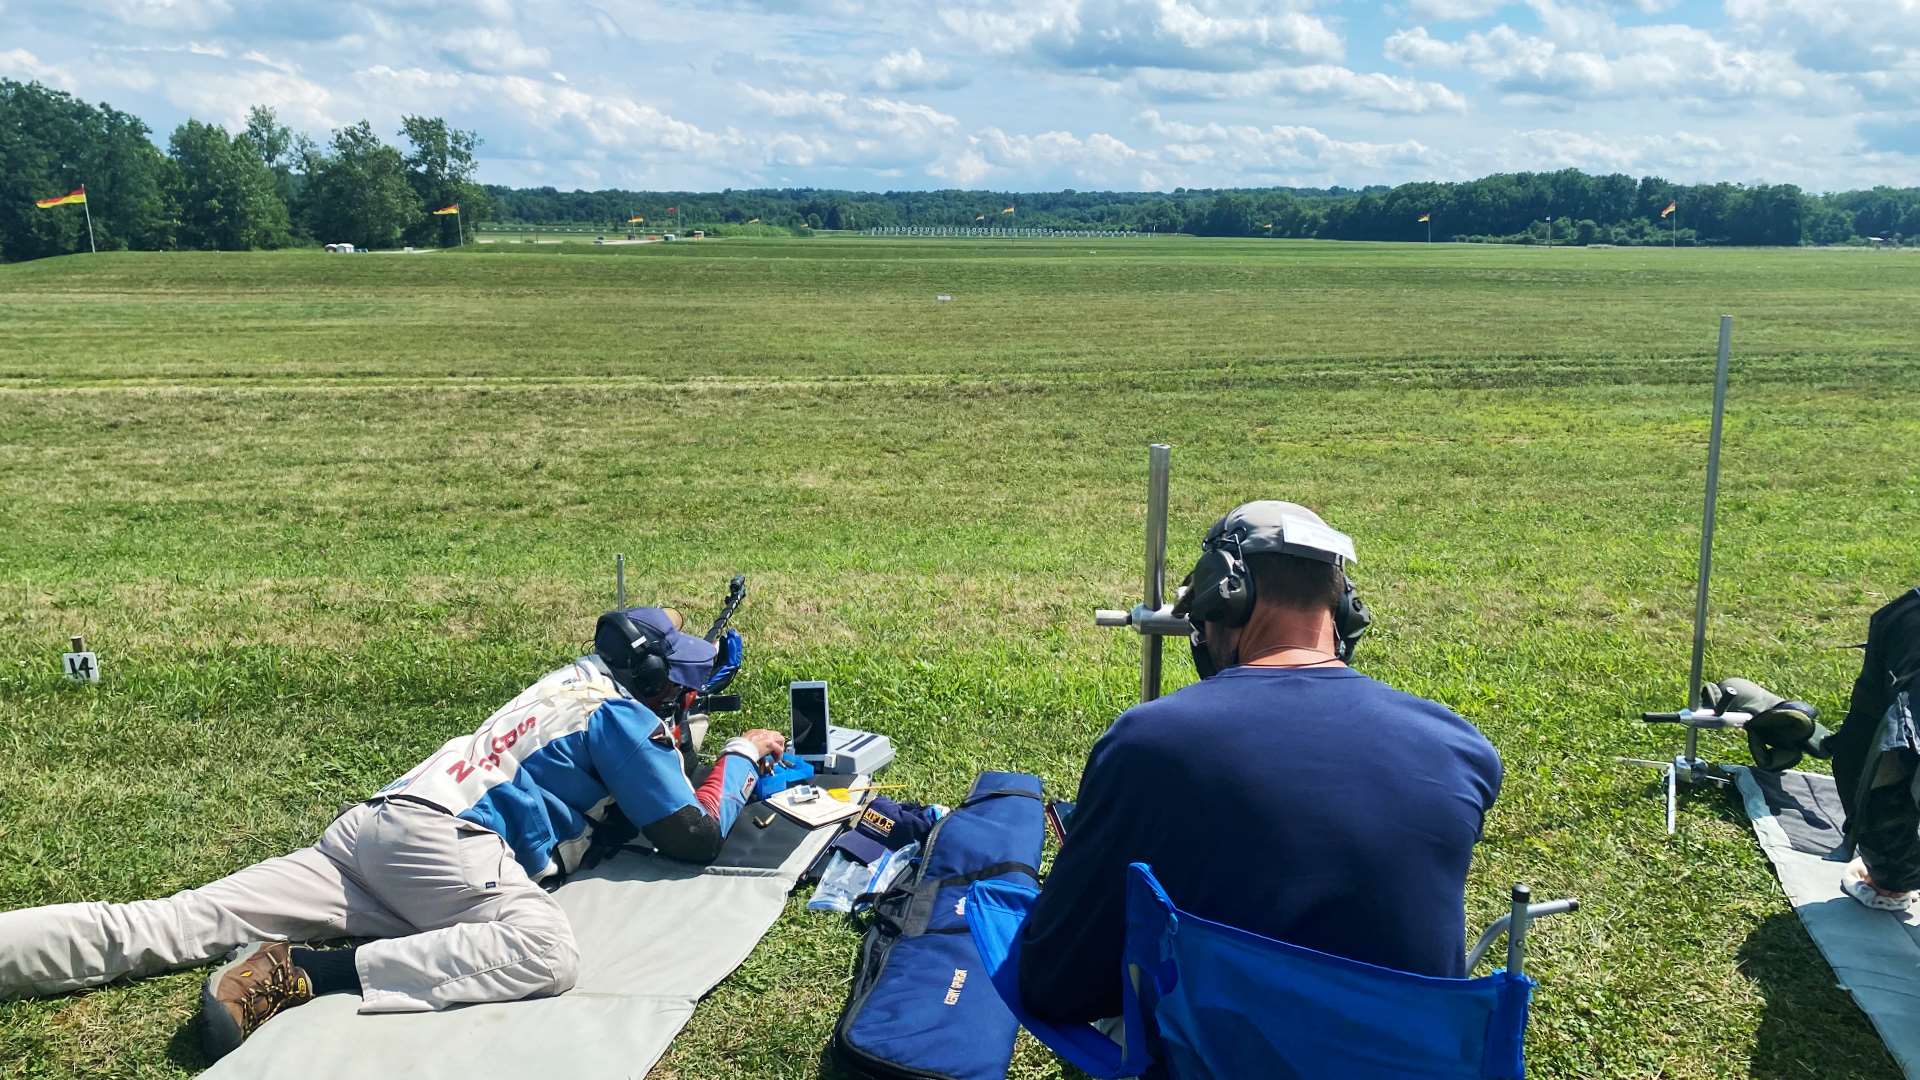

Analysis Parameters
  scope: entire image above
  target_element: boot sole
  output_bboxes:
[200,941,272,1062]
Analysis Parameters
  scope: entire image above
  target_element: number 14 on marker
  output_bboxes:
[63,651,99,683]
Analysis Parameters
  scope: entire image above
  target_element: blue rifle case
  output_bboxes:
[832,771,1046,1080]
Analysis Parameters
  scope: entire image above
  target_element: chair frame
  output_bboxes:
[1464,884,1580,976]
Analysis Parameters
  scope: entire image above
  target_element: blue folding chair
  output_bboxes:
[968,863,1577,1079]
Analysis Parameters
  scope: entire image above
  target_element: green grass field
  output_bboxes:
[1,237,1916,1078]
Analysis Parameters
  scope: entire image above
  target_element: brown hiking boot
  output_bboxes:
[200,941,313,1061]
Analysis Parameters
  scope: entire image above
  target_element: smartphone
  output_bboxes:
[790,680,830,759]
[1044,800,1075,844]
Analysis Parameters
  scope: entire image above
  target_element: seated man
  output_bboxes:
[1021,502,1502,1023]
[1711,586,1920,910]
[0,606,784,1059]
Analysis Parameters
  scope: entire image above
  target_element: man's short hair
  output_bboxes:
[1246,552,1343,612]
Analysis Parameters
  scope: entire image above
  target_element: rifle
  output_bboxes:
[674,574,748,776]
[704,574,747,644]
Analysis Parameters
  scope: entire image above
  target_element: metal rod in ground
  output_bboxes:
[615,553,626,609]
[1683,315,1734,768]
[82,185,96,254]
[1141,443,1172,702]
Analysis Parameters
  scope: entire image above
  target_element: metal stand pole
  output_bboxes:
[1684,315,1734,767]
[1618,316,1736,834]
[82,186,96,254]
[1095,444,1192,705]
[1141,444,1171,701]
[615,553,626,609]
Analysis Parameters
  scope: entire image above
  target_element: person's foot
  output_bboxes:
[200,941,314,1061]
[1842,858,1916,913]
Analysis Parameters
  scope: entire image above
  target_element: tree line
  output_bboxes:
[488,175,1920,247]
[0,79,487,261]
[4,75,1917,262]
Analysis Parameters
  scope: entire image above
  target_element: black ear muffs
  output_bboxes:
[1181,544,1257,629]
[1334,578,1372,662]
[594,611,674,700]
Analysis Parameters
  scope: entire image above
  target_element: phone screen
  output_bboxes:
[791,684,830,757]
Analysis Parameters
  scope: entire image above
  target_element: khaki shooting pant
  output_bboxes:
[0,799,577,1013]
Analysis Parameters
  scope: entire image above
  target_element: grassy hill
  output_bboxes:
[2,238,1916,1077]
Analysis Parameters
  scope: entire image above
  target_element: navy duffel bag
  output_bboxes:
[833,771,1046,1080]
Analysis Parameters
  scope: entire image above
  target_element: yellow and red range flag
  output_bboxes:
[667,206,677,213]
[36,187,86,208]
[1261,223,1273,229]
[1001,206,1015,214]
[747,218,760,224]
[975,214,985,221]
[1660,200,1677,218]
[629,215,645,223]
[432,204,460,215]
[1417,212,1431,222]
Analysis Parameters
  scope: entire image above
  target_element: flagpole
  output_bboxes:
[456,208,464,248]
[81,184,96,254]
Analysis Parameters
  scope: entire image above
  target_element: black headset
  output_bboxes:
[1179,520,1372,664]
[593,610,676,700]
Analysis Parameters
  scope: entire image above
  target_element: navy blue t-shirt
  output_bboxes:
[1019,665,1502,1023]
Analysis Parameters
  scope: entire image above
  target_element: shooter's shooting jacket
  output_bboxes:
[377,655,760,879]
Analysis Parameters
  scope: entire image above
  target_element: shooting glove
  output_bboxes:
[1703,677,1832,771]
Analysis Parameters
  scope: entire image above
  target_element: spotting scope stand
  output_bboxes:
[1617,315,1747,835]
[1093,444,1195,704]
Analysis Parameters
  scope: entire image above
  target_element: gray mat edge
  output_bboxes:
[1732,765,1920,1080]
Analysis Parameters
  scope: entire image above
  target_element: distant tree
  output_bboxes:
[243,106,293,176]
[301,121,421,249]
[398,115,485,246]
[0,78,175,260]
[242,106,305,233]
[168,119,292,250]
[1199,193,1254,236]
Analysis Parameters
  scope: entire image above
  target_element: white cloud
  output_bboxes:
[1384,27,1464,67]
[941,0,1344,72]
[739,86,959,137]
[0,47,75,89]
[361,67,744,160]
[164,67,341,132]
[1494,127,1729,174]
[1134,64,1466,113]
[1408,0,1509,20]
[1725,0,1920,105]
[437,27,550,73]
[4,0,1919,192]
[867,48,968,92]
[931,125,1148,186]
[94,0,233,32]
[1388,16,1846,109]
[1137,108,1446,181]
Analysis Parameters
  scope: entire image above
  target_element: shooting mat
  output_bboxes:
[1731,765,1920,1078]
[200,807,845,1080]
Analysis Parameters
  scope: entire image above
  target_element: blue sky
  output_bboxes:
[3,0,1915,192]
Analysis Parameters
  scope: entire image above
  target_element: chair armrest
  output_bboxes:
[1466,887,1580,974]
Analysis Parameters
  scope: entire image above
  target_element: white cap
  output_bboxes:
[1205,501,1356,566]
